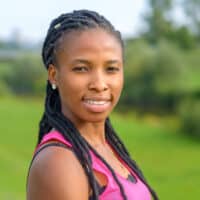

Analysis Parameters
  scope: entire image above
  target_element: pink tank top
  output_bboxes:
[35,130,152,200]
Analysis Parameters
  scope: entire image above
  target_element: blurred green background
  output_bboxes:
[0,0,200,199]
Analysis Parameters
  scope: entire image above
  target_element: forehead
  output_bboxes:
[55,29,123,58]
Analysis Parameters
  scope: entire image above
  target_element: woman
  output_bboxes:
[27,9,158,200]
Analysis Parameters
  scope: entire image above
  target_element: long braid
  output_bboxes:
[39,81,99,199]
[105,119,159,200]
[85,140,128,199]
[38,9,158,200]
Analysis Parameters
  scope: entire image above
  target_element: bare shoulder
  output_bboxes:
[27,145,89,200]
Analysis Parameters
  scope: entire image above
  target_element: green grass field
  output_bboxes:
[0,97,199,200]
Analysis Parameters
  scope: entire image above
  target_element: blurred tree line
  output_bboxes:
[0,0,200,138]
[121,0,200,138]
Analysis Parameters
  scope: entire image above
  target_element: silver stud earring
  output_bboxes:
[52,84,57,90]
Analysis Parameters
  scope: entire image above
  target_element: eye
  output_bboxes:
[106,66,120,73]
[72,66,89,72]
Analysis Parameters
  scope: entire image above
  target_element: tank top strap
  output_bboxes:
[36,131,114,184]
[34,130,72,154]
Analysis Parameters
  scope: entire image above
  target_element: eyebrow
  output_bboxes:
[72,59,91,65]
[105,60,121,65]
[72,59,121,65]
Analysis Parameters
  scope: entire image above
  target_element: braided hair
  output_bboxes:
[39,9,158,200]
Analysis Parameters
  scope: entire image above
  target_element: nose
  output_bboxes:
[88,70,108,92]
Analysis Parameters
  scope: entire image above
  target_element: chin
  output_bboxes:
[83,112,110,123]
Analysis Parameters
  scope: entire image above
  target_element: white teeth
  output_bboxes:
[85,100,108,105]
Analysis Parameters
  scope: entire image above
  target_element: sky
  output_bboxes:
[0,0,147,42]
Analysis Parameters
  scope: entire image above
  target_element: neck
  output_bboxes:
[76,121,107,147]
[61,107,108,147]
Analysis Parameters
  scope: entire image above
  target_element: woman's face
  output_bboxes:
[48,28,124,125]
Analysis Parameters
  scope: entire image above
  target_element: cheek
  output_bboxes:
[118,79,124,97]
[111,75,124,97]
[117,73,124,89]
[58,75,87,100]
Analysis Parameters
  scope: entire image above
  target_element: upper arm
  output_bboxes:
[27,146,90,200]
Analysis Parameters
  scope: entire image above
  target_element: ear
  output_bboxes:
[48,64,58,85]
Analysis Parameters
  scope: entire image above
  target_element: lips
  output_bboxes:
[84,99,109,105]
[82,97,111,113]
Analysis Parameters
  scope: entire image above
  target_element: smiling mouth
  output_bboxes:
[84,99,109,105]
[82,98,111,113]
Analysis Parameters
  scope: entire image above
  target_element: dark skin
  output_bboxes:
[27,29,131,200]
